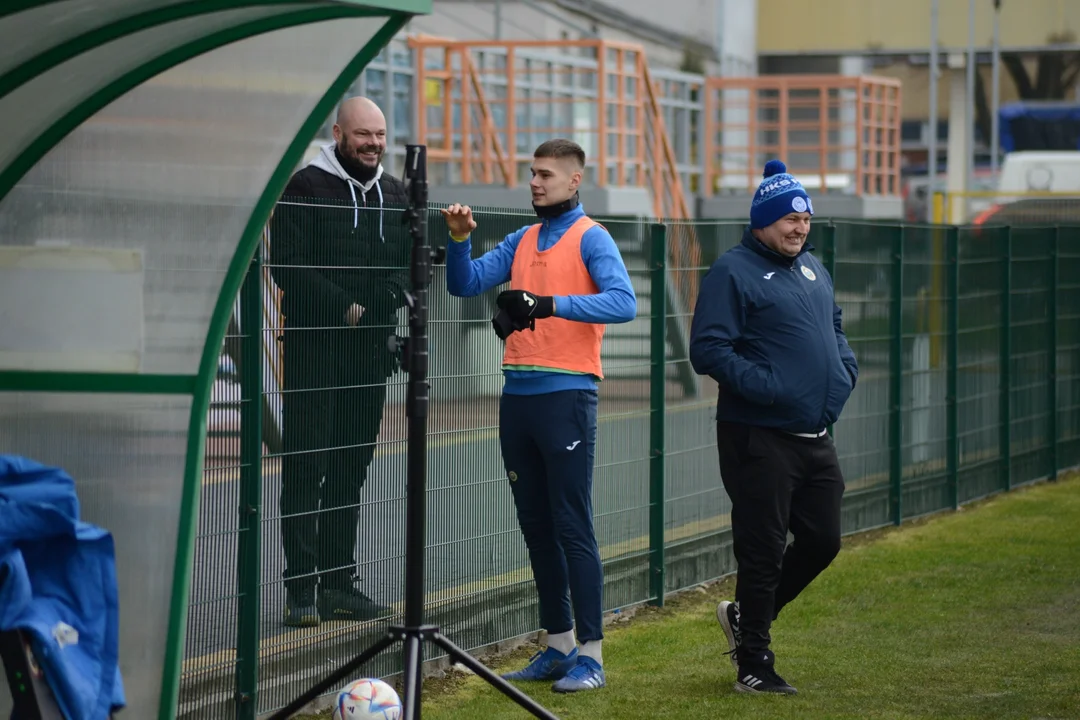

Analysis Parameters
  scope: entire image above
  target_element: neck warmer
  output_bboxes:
[534,192,580,219]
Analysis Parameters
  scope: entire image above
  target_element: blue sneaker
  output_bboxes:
[551,656,606,693]
[502,646,578,681]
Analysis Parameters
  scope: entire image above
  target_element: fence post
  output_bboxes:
[648,222,667,607]
[931,191,945,225]
[822,221,837,438]
[946,226,960,510]
[236,251,263,718]
[1000,227,1012,492]
[889,225,905,526]
[1048,226,1059,481]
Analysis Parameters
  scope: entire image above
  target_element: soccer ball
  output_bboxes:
[331,678,402,720]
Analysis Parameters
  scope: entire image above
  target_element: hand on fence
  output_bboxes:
[440,203,477,239]
[345,303,365,326]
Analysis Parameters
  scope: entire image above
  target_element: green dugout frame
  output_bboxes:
[0,1,431,717]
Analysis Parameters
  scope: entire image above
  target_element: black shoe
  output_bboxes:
[283,588,320,628]
[318,586,393,622]
[734,662,797,695]
[716,600,741,671]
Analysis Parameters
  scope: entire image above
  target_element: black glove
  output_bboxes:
[496,289,554,321]
[492,308,534,340]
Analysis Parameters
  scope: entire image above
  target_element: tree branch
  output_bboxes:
[1034,53,1059,97]
[1060,53,1080,93]
[1003,53,1034,98]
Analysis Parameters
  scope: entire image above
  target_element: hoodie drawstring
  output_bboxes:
[311,143,385,240]
[349,179,385,242]
[348,182,358,229]
[375,181,384,242]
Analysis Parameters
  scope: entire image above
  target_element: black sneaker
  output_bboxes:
[318,586,393,622]
[716,600,741,670]
[283,588,320,628]
[735,663,798,695]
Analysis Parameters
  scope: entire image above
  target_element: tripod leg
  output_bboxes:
[264,633,397,720]
[400,632,424,720]
[431,633,561,720]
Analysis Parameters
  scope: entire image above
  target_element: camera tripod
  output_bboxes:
[268,145,559,720]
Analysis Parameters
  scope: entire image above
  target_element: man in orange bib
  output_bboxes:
[441,138,637,693]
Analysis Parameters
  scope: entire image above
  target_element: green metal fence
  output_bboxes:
[177,207,1080,718]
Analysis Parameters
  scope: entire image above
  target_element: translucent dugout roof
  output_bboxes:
[0,1,430,718]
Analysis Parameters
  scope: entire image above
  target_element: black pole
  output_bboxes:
[268,146,559,720]
[403,144,429,633]
[401,143,431,720]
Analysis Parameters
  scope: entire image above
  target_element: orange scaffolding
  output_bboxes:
[704,75,902,197]
[407,38,902,313]
[408,36,691,217]
[409,35,701,304]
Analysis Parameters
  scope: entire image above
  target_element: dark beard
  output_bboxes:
[335,144,379,184]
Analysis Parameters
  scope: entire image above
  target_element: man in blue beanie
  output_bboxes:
[689,160,858,695]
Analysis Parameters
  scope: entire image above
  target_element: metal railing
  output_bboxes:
[178,209,1079,718]
[407,36,689,212]
[314,37,904,211]
[306,42,906,335]
[407,35,702,316]
[644,66,707,197]
[704,74,903,197]
[405,39,902,202]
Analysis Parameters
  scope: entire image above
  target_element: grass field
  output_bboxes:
[309,474,1080,720]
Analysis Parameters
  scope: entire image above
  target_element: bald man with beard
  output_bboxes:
[269,97,410,627]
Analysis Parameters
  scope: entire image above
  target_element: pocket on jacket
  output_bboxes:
[740,359,779,406]
[763,361,789,408]
[823,361,855,424]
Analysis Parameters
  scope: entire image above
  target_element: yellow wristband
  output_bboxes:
[449,231,469,243]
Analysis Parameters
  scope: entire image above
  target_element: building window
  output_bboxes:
[901,120,923,143]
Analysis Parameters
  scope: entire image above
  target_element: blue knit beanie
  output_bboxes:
[750,160,814,230]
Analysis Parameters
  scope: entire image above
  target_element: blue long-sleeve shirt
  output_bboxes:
[446,203,637,395]
[689,228,858,433]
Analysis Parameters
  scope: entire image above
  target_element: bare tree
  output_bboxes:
[974,31,1080,145]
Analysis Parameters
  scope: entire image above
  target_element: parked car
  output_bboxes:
[972,197,1080,227]
[903,170,997,223]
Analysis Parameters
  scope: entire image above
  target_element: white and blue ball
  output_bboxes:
[331,678,402,720]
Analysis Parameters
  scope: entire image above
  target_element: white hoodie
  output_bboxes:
[308,142,385,239]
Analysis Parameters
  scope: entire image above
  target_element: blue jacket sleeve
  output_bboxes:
[834,302,859,388]
[445,227,526,297]
[688,259,776,405]
[552,225,637,324]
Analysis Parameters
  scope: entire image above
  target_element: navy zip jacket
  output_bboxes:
[689,228,858,434]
